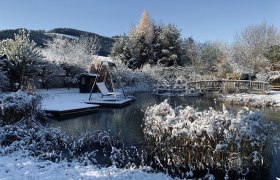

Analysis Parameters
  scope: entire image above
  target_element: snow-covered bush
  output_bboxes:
[220,94,278,107]
[0,116,140,168]
[143,100,280,178]
[110,59,158,91]
[0,116,68,159]
[0,91,45,124]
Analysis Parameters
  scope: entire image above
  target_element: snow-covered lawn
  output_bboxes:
[0,152,171,180]
[220,91,280,107]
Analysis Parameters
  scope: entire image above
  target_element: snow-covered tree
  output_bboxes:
[157,23,182,66]
[265,44,280,70]
[78,34,101,55]
[41,35,100,88]
[199,41,226,74]
[131,10,154,44]
[36,61,64,90]
[111,12,184,69]
[111,35,132,65]
[42,35,100,68]
[180,37,200,66]
[214,43,234,78]
[128,10,154,68]
[232,22,280,77]
[0,29,44,88]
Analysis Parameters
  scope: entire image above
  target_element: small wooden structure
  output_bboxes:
[85,98,134,107]
[78,73,99,93]
[44,103,99,118]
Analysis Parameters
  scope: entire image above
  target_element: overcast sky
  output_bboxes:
[1,0,280,43]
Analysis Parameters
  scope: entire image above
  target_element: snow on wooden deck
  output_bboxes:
[43,103,99,112]
[85,98,134,107]
[37,88,100,112]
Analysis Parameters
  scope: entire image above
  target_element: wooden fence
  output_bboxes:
[188,80,271,94]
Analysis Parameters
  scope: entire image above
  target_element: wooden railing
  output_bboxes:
[188,80,271,94]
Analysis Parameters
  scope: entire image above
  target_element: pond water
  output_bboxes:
[48,92,280,179]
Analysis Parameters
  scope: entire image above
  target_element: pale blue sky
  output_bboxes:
[1,0,280,43]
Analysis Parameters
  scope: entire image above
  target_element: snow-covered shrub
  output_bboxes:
[0,91,45,124]
[143,100,279,178]
[220,94,278,107]
[0,116,140,168]
[0,116,68,160]
[111,60,158,91]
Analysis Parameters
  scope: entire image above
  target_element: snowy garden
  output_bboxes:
[1,11,280,179]
[0,91,280,179]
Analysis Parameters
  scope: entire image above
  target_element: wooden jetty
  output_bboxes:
[188,80,271,94]
[85,97,135,107]
[44,103,99,118]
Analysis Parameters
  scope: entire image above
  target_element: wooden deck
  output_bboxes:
[85,98,135,107]
[188,80,271,94]
[44,103,99,118]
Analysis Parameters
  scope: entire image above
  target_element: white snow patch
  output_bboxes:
[38,88,101,111]
[220,91,280,107]
[0,151,172,180]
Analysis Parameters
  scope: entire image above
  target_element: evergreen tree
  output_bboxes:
[0,29,44,88]
[265,44,280,70]
[110,35,131,65]
[111,11,184,69]
[157,24,182,66]
[151,25,163,65]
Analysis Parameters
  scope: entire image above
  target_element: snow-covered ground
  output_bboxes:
[2,88,280,179]
[0,151,172,180]
[220,91,280,107]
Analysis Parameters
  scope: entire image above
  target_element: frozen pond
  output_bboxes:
[48,92,280,179]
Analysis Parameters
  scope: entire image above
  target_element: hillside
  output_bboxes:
[0,28,114,56]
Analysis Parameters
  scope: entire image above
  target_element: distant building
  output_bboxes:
[78,73,99,93]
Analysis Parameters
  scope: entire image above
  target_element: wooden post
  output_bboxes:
[249,81,251,94]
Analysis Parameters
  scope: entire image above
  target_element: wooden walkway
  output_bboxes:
[188,80,271,94]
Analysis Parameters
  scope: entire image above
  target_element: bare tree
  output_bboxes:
[42,35,100,68]
[232,22,280,78]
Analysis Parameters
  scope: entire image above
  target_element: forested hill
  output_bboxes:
[0,28,114,56]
